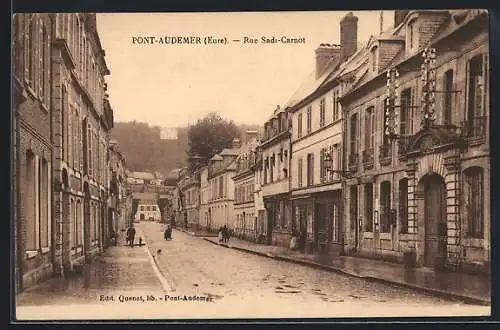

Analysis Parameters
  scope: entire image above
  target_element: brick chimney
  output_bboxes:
[244,130,259,144]
[232,138,242,149]
[394,10,410,27]
[340,12,358,61]
[315,44,341,78]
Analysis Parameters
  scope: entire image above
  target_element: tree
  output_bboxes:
[186,112,241,170]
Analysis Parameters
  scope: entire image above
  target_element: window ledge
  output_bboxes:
[41,247,50,254]
[25,250,38,259]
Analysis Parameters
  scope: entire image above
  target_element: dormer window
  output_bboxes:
[407,19,417,51]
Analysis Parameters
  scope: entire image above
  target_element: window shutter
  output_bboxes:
[320,148,324,184]
[79,117,84,172]
[482,53,489,117]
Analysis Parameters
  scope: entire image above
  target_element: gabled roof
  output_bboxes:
[210,154,223,161]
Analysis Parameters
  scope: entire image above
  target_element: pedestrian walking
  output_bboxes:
[126,224,136,247]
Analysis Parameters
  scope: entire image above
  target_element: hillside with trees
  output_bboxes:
[110,117,261,176]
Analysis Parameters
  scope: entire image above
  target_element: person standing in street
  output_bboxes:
[126,224,136,247]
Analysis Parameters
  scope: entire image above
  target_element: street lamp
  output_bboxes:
[323,150,354,179]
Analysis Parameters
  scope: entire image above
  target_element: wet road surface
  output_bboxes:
[15,221,490,319]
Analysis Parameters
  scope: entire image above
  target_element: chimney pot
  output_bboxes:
[394,10,410,27]
[340,12,358,61]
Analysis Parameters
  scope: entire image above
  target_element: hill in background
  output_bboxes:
[110,121,262,176]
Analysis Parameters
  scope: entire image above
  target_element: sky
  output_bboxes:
[96,11,395,128]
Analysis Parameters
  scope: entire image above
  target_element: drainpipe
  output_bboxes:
[340,97,347,256]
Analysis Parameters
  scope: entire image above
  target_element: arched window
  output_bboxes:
[464,167,484,238]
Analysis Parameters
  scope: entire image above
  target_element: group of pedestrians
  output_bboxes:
[218,225,231,244]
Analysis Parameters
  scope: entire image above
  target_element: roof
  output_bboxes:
[210,154,223,161]
[129,171,155,180]
[220,148,241,156]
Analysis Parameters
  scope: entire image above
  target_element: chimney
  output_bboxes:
[394,10,410,27]
[244,130,259,144]
[232,138,242,149]
[340,12,358,61]
[315,44,341,78]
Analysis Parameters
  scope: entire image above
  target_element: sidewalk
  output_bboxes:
[16,231,165,309]
[203,236,491,306]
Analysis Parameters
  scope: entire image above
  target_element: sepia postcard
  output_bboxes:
[12,9,492,321]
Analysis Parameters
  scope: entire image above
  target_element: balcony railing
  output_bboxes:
[461,116,487,139]
[379,144,392,165]
[362,149,374,168]
[398,135,412,156]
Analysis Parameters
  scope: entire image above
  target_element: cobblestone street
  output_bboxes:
[15,221,490,319]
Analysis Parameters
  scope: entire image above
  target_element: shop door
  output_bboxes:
[424,174,447,268]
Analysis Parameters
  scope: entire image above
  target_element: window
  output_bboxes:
[25,151,37,251]
[443,70,454,125]
[464,167,484,238]
[61,87,67,161]
[407,20,416,49]
[349,186,358,230]
[218,176,223,198]
[39,158,49,248]
[364,106,375,150]
[467,55,488,128]
[270,154,274,183]
[400,88,413,136]
[306,106,312,134]
[334,144,341,181]
[147,206,151,211]
[41,25,49,105]
[332,90,340,121]
[297,113,303,138]
[307,153,314,186]
[362,184,373,232]
[380,181,391,233]
[399,178,409,233]
[298,158,303,188]
[350,114,359,154]
[371,46,378,72]
[140,206,145,211]
[26,14,35,86]
[320,98,326,127]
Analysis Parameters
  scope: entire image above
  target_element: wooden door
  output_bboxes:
[424,175,447,267]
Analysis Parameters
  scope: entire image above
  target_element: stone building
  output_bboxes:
[259,106,293,247]
[206,141,241,230]
[13,13,114,292]
[178,171,201,229]
[13,13,55,292]
[109,140,128,231]
[135,198,161,222]
[340,10,490,273]
[199,166,211,230]
[49,13,114,274]
[233,136,260,240]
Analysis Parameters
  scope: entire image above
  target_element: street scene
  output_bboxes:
[12,9,491,320]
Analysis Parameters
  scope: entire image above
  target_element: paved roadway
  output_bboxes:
[135,221,490,318]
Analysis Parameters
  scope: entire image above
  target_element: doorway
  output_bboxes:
[423,174,447,268]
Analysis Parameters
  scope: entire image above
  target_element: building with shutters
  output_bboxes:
[339,10,490,273]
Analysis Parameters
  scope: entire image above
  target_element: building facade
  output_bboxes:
[287,13,364,255]
[260,106,293,247]
[206,145,240,230]
[135,199,161,222]
[178,171,201,229]
[233,139,259,240]
[109,140,128,232]
[199,166,211,230]
[13,13,114,292]
[13,13,55,292]
[340,9,490,273]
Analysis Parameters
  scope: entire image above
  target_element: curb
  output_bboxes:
[202,238,490,306]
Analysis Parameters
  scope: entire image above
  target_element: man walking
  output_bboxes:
[126,224,136,247]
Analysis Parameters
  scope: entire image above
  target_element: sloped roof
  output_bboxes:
[210,154,223,161]
[130,171,155,180]
[219,148,241,156]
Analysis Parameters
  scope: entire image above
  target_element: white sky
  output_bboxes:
[96,11,395,128]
